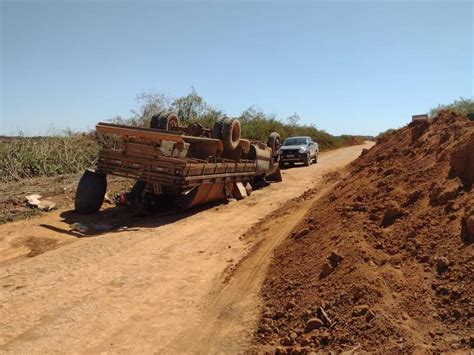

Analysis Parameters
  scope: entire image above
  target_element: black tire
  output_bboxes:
[159,111,180,131]
[314,153,318,164]
[221,118,241,151]
[267,132,281,157]
[175,187,198,210]
[150,111,165,129]
[303,153,311,166]
[75,169,107,214]
[127,180,147,200]
[212,116,226,140]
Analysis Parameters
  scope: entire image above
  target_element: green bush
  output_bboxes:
[111,92,362,151]
[237,107,352,150]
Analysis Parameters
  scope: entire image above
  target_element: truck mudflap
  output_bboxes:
[176,181,234,209]
[266,166,282,182]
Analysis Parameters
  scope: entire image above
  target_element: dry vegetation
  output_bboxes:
[0,90,367,183]
[0,133,99,183]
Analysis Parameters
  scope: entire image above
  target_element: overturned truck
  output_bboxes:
[75,112,282,214]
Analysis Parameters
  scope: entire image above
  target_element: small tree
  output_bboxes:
[132,92,171,126]
[171,87,206,122]
[109,92,171,127]
[169,87,224,125]
[286,113,300,127]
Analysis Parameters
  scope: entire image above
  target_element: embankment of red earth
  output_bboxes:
[254,110,474,353]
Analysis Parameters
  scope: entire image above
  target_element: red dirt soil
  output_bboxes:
[254,110,474,353]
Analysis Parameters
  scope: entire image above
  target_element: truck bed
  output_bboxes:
[95,122,257,192]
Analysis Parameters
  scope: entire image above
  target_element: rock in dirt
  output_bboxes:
[305,317,324,332]
[25,194,56,211]
[467,215,474,234]
[274,310,285,319]
[461,214,474,244]
[430,182,459,206]
[381,201,403,227]
[299,337,311,346]
[258,324,272,334]
[319,262,334,279]
[328,250,344,267]
[352,304,370,317]
[450,132,474,188]
[38,200,56,211]
[320,330,331,346]
[26,194,42,205]
[286,299,297,309]
[435,256,450,273]
[293,228,310,239]
[461,203,474,243]
[366,309,376,322]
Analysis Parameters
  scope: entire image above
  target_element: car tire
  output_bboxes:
[303,153,311,166]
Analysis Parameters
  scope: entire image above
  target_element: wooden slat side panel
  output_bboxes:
[97,147,257,189]
[96,124,185,143]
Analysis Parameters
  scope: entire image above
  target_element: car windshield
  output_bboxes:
[283,138,308,146]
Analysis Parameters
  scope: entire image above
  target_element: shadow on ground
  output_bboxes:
[39,202,222,238]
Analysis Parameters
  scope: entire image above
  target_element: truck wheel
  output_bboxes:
[303,154,311,166]
[267,132,281,157]
[211,116,226,140]
[75,169,107,214]
[159,111,180,131]
[314,153,318,164]
[221,118,241,151]
[127,180,147,200]
[150,111,164,129]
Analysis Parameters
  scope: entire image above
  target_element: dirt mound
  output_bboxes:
[254,110,474,353]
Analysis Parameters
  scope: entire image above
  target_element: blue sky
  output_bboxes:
[1,1,472,136]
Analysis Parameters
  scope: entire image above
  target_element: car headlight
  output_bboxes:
[298,147,307,153]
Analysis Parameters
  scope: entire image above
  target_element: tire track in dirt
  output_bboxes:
[171,184,337,354]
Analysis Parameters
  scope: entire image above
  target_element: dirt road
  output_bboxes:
[0,142,373,353]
